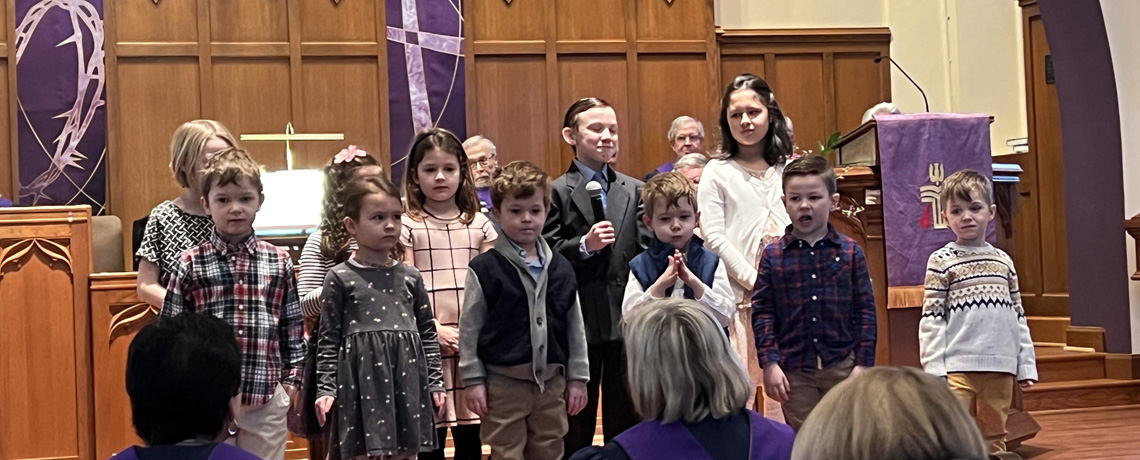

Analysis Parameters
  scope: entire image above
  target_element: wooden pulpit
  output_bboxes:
[829,119,1039,448]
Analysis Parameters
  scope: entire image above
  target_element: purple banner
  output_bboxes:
[16,0,106,213]
[877,113,995,286]
[385,0,466,184]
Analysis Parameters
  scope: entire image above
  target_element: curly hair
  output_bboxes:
[318,150,382,262]
[402,127,480,225]
[718,74,792,167]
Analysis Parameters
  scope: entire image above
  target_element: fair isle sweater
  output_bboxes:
[919,242,1038,381]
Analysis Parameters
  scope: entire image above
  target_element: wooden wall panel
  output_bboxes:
[210,0,289,43]
[90,274,147,460]
[833,53,884,135]
[300,59,382,170]
[556,0,626,41]
[0,62,11,201]
[114,0,197,43]
[718,29,890,157]
[470,57,550,173]
[0,207,93,460]
[637,55,712,175]
[558,56,630,170]
[470,0,545,42]
[111,59,201,255]
[212,59,293,170]
[773,55,826,154]
[299,0,377,42]
[637,0,710,41]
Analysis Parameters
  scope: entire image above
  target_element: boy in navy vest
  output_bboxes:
[459,161,589,460]
[622,172,735,329]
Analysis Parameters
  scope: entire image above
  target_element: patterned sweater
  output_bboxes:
[919,242,1037,381]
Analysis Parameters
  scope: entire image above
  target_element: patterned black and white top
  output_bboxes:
[136,200,215,286]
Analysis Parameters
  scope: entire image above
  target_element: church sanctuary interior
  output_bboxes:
[3,0,1140,459]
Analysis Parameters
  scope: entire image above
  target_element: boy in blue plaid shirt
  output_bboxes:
[163,148,305,460]
[751,155,876,430]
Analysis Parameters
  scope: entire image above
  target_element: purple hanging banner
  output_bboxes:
[15,0,106,212]
[385,0,466,184]
[876,113,996,287]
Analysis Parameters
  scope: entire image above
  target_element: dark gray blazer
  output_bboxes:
[543,162,649,344]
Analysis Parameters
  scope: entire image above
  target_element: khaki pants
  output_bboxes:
[782,354,855,430]
[947,372,1014,454]
[732,301,784,422]
[483,374,567,460]
[227,384,290,460]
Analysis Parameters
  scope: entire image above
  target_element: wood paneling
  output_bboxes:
[90,273,148,460]
[1014,4,1069,317]
[558,56,630,169]
[637,0,710,42]
[470,57,550,172]
[718,29,890,157]
[637,55,712,175]
[0,206,93,460]
[0,62,11,201]
[114,0,198,43]
[470,0,545,42]
[106,0,391,266]
[556,0,626,41]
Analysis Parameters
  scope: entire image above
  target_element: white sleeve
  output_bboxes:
[695,261,736,328]
[1010,262,1038,381]
[919,254,950,377]
[622,272,660,317]
[698,167,758,291]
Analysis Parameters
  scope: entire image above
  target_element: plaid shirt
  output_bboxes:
[162,231,306,405]
[752,224,876,371]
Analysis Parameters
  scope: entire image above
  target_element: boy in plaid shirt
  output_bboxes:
[751,155,876,430]
[163,148,305,460]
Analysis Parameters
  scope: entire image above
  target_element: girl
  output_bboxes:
[315,175,446,460]
[136,119,237,307]
[697,74,792,421]
[295,146,382,456]
[401,128,496,460]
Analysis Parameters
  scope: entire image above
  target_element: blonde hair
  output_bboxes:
[939,169,994,207]
[641,172,698,218]
[792,366,987,460]
[170,120,238,189]
[623,299,752,424]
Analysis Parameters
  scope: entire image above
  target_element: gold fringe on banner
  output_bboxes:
[887,285,926,309]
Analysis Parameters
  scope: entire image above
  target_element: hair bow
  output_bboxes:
[334,145,367,163]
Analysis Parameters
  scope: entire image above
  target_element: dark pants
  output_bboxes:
[563,341,638,459]
[418,424,482,460]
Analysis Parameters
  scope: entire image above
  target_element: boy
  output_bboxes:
[919,169,1037,454]
[162,148,305,460]
[622,172,734,328]
[543,97,649,453]
[460,161,589,460]
[752,155,877,430]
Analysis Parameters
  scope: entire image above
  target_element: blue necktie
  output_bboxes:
[594,172,608,210]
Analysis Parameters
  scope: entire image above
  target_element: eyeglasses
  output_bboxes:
[471,155,497,168]
[675,135,704,143]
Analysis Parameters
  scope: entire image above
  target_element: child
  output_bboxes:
[544,97,647,451]
[460,161,589,460]
[137,119,237,307]
[162,148,305,460]
[698,74,792,419]
[294,146,382,455]
[313,175,446,460]
[919,169,1037,455]
[621,172,734,328]
[752,155,877,431]
[401,128,497,460]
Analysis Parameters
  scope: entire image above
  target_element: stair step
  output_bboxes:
[1027,316,1070,344]
[1035,349,1106,383]
[1023,378,1140,411]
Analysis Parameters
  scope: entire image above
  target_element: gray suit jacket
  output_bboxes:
[543,162,649,344]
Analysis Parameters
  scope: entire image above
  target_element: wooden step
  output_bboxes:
[1035,347,1106,383]
[1027,316,1070,344]
[1023,379,1140,411]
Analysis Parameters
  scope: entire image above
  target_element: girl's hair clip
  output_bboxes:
[334,145,367,164]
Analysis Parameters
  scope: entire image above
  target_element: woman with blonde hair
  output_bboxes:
[136,120,237,307]
[570,299,794,460]
[792,366,988,460]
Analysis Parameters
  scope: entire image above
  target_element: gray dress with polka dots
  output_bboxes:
[316,260,444,459]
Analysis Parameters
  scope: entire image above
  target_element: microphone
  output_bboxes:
[585,180,606,224]
[874,55,929,112]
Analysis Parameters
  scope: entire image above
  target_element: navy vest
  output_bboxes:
[469,250,577,367]
[629,236,720,299]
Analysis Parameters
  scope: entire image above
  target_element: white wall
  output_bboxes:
[714,0,1027,155]
[1101,0,1140,353]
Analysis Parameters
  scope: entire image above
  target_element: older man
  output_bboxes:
[644,115,705,181]
[463,135,499,215]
